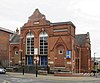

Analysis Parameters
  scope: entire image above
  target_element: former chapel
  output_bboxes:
[0,9,91,73]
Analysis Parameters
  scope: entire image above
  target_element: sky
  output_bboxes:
[0,0,100,57]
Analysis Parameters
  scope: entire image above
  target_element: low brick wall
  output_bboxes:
[54,72,87,77]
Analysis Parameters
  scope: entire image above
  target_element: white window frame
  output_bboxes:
[59,50,63,54]
[26,32,34,55]
[15,51,18,55]
[39,32,48,55]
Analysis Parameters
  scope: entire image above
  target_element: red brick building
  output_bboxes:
[0,27,13,67]
[9,28,20,66]
[75,33,91,73]
[9,9,91,73]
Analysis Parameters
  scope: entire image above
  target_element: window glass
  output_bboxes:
[59,50,63,54]
[39,32,48,55]
[40,56,47,66]
[15,48,18,55]
[27,56,33,65]
[26,32,34,55]
[15,51,18,55]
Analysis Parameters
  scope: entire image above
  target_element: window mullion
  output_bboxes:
[43,37,44,55]
[30,38,31,55]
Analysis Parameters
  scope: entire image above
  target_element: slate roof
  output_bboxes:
[0,27,14,33]
[10,33,20,44]
[75,34,87,46]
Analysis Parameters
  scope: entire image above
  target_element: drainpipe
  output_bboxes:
[9,44,11,67]
[79,47,81,73]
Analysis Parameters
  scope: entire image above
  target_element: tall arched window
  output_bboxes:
[39,32,48,55]
[26,32,34,65]
[39,31,48,66]
[26,32,34,55]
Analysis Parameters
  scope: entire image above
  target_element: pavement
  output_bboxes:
[6,72,100,81]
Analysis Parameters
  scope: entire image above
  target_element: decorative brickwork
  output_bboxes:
[0,9,91,73]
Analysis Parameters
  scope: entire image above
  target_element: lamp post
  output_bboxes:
[34,48,39,77]
[94,52,96,76]
[20,50,22,66]
[34,55,39,77]
[35,55,38,77]
[20,36,24,75]
[22,58,25,75]
[19,49,24,75]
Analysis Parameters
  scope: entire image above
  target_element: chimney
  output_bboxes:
[16,28,19,34]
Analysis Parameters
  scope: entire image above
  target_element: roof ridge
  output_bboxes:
[75,33,87,36]
[9,33,16,42]
[10,33,20,42]
[0,27,14,33]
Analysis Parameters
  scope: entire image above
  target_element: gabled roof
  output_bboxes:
[75,34,88,46]
[22,9,76,28]
[10,33,20,44]
[22,9,50,27]
[28,8,44,22]
[0,27,14,34]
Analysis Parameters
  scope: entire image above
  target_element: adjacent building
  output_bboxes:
[0,27,14,67]
[75,33,91,73]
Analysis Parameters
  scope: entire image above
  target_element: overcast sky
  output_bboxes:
[0,0,100,57]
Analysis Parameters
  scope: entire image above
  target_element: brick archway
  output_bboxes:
[54,44,65,67]
[13,47,19,65]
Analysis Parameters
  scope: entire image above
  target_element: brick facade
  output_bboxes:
[0,27,13,67]
[75,33,91,73]
[8,9,91,73]
[15,9,75,72]
[9,29,20,66]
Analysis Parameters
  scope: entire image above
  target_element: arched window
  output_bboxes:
[39,32,48,55]
[39,32,48,66]
[26,32,34,55]
[15,48,18,55]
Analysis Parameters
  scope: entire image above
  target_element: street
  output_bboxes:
[0,73,100,83]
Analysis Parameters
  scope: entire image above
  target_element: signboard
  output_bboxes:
[48,61,54,64]
[67,62,71,64]
[66,50,71,58]
[34,56,39,64]
[34,48,38,55]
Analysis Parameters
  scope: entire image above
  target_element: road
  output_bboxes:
[0,73,100,83]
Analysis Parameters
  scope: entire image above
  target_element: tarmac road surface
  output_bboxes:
[0,72,100,83]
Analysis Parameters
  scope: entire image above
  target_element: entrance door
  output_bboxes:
[40,56,47,66]
[27,56,33,65]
